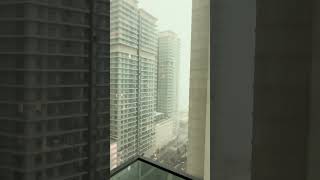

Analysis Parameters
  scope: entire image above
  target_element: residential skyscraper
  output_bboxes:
[0,1,109,180]
[157,31,180,118]
[110,0,158,166]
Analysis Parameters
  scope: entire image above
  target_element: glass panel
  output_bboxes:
[110,0,209,179]
[110,160,187,180]
[110,0,195,176]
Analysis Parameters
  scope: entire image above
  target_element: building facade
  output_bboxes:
[153,120,175,152]
[0,1,109,180]
[110,0,158,165]
[157,31,180,119]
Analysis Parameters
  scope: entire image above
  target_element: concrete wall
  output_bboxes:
[307,0,320,179]
[187,0,210,177]
[252,0,312,180]
[204,39,210,180]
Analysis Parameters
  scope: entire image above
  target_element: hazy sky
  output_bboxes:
[138,0,192,112]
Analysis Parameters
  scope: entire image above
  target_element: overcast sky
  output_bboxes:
[138,0,192,112]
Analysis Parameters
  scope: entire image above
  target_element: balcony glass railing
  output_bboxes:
[110,157,198,180]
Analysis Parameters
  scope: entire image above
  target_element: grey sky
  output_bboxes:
[138,0,192,112]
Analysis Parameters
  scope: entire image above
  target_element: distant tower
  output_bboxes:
[157,31,180,119]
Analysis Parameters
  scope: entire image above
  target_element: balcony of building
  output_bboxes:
[110,156,200,180]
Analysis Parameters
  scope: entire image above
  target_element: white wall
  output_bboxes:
[154,120,175,150]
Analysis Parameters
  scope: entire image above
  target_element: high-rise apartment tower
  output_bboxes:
[157,31,180,118]
[110,0,158,166]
